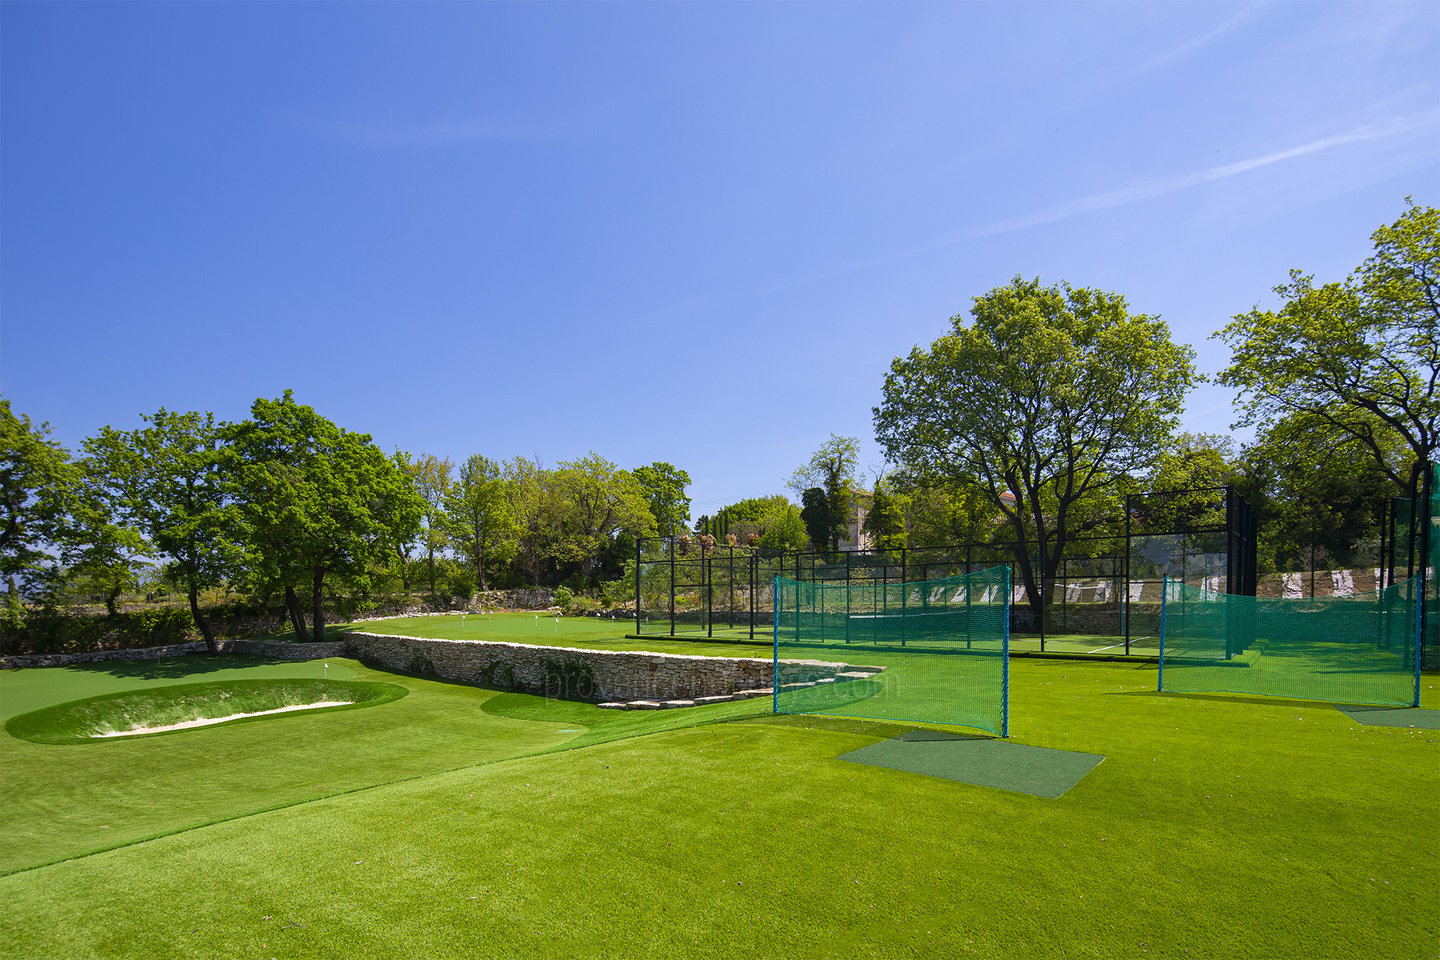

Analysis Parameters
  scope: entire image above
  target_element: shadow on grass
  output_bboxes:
[243,623,355,644]
[743,713,994,743]
[1111,689,1383,710]
[62,654,321,682]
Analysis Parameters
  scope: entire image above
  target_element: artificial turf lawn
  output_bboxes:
[0,657,586,873]
[1,648,1437,959]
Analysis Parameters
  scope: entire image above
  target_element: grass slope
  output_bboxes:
[0,657,581,873]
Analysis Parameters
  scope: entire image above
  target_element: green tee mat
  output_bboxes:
[1337,706,1440,730]
[838,729,1104,799]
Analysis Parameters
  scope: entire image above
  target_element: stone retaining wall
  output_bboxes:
[0,631,867,706]
[343,631,857,702]
[0,638,348,670]
[216,639,349,659]
[0,641,213,670]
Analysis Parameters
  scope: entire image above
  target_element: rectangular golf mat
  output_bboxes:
[839,729,1104,799]
[1337,706,1440,730]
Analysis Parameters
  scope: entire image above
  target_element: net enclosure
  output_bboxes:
[773,565,1011,737]
[1158,577,1422,707]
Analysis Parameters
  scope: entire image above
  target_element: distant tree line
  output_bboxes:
[1,390,691,645]
[4,201,1433,645]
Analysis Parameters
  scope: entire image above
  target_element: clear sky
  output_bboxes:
[2,1,1437,520]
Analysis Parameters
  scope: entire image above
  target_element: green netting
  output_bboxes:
[773,566,1010,736]
[1159,577,1420,707]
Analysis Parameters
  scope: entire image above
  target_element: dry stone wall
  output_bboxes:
[0,638,347,670]
[342,631,857,702]
[0,631,870,708]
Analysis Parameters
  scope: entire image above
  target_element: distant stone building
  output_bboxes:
[837,489,875,552]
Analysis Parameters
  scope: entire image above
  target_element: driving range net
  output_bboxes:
[773,565,1010,736]
[1159,577,1420,707]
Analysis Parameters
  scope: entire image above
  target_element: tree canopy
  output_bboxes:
[874,276,1195,620]
[227,392,423,642]
[861,480,906,552]
[0,399,76,620]
[1218,201,1439,489]
[83,410,240,648]
[444,454,514,591]
[789,435,859,550]
[631,462,692,538]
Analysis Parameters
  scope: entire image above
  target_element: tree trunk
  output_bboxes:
[396,545,411,593]
[427,545,438,606]
[189,579,218,653]
[476,535,488,591]
[284,584,309,642]
[312,567,326,644]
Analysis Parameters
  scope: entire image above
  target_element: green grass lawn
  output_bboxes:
[1,631,1436,959]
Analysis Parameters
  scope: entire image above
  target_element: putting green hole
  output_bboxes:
[5,679,408,745]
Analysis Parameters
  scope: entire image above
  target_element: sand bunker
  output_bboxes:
[94,701,353,738]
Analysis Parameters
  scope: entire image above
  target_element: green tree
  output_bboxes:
[444,454,515,591]
[887,474,1006,549]
[505,456,564,585]
[1133,433,1242,538]
[861,480,906,551]
[1238,413,1400,573]
[82,410,242,646]
[632,462,692,538]
[789,435,860,550]
[228,392,424,642]
[0,399,76,622]
[1218,201,1439,489]
[799,487,833,551]
[875,277,1195,622]
[552,453,656,583]
[396,452,453,604]
[757,501,809,551]
[388,452,419,594]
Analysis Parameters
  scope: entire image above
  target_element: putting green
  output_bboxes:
[838,730,1105,798]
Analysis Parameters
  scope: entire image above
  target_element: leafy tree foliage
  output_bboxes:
[1238,413,1400,573]
[227,392,423,642]
[552,453,656,583]
[444,454,515,591]
[505,456,564,586]
[757,501,809,551]
[789,435,859,550]
[0,399,76,621]
[82,410,239,646]
[699,495,806,548]
[875,277,1195,621]
[861,480,906,551]
[632,462,692,538]
[799,487,834,551]
[1218,201,1439,489]
[395,452,453,603]
[886,474,1006,549]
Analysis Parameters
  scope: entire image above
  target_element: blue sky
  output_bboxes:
[3,1,1437,520]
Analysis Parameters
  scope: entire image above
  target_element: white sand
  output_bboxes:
[93,701,353,738]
